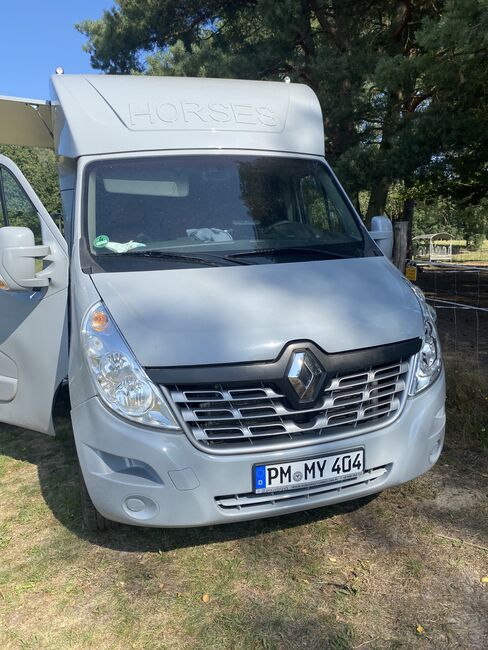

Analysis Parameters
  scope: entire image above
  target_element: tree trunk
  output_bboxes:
[366,177,390,223]
[351,191,362,216]
[365,3,415,226]
[310,0,358,172]
[365,94,401,224]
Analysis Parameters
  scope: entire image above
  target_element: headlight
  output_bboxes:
[409,287,442,395]
[81,302,180,430]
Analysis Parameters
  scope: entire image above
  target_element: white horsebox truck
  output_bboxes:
[0,75,445,530]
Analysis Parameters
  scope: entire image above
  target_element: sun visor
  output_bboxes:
[103,176,189,197]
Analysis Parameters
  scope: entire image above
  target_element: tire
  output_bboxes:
[79,470,118,531]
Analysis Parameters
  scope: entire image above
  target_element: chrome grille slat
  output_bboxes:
[179,381,404,424]
[172,386,284,403]
[166,358,411,452]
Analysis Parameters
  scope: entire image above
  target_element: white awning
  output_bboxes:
[0,95,53,148]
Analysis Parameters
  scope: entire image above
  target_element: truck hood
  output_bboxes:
[90,257,423,367]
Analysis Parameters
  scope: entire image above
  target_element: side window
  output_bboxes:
[300,175,342,232]
[0,166,42,244]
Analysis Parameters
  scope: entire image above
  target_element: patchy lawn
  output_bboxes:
[0,362,487,649]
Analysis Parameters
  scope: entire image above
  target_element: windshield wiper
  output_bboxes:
[97,250,220,267]
[227,246,350,260]
[98,249,252,267]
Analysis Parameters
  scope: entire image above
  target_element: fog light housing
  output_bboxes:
[122,495,159,520]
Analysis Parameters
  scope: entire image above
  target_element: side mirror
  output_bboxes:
[369,216,393,260]
[0,227,51,291]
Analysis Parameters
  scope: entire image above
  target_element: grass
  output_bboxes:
[0,360,487,649]
[416,239,488,265]
[450,239,488,264]
[445,364,488,448]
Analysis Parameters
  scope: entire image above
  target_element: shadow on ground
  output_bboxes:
[0,407,376,554]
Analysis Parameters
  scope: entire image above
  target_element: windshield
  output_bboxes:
[82,155,375,271]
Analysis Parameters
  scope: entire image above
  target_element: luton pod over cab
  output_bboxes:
[0,75,445,529]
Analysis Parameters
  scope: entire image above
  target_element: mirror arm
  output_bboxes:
[3,245,51,288]
[368,216,393,260]
[5,244,50,259]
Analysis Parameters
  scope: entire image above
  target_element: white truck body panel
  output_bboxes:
[50,75,324,158]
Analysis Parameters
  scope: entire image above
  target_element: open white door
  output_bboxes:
[0,154,68,434]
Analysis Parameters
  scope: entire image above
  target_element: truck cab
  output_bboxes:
[0,75,445,529]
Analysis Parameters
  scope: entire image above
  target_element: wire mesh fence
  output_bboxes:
[415,262,488,373]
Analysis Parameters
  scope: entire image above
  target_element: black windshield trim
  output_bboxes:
[227,246,351,260]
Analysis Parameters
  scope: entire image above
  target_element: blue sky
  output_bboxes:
[0,0,112,99]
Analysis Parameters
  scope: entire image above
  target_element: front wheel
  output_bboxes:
[79,470,118,531]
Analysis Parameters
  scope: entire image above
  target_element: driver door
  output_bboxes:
[0,154,68,434]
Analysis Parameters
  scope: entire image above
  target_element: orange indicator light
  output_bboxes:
[91,310,109,332]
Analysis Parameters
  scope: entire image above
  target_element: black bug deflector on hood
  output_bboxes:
[91,256,423,368]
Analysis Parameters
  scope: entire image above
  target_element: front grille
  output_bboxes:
[166,358,411,453]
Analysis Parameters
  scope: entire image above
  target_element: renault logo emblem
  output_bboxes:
[287,350,325,403]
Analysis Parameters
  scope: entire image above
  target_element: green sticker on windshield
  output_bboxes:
[94,235,109,248]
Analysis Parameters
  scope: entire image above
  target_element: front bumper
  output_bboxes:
[71,372,445,527]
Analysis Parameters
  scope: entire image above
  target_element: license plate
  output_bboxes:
[253,449,364,494]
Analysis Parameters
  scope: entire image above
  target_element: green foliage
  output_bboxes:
[0,166,42,243]
[0,145,61,217]
[414,0,488,205]
[385,183,488,247]
[456,200,488,249]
